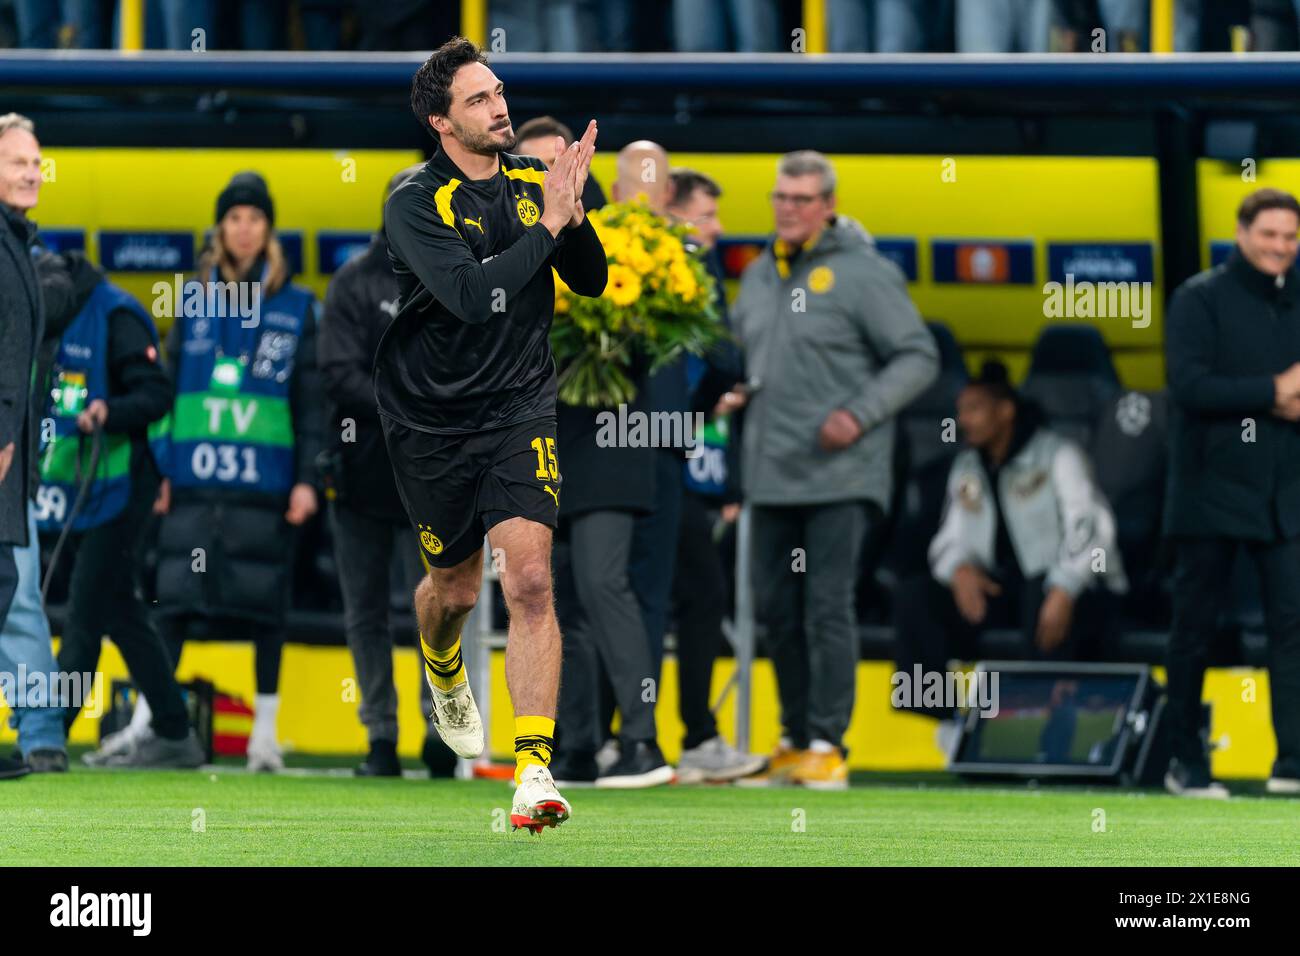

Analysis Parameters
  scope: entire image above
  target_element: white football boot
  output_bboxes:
[426,678,484,759]
[511,763,571,834]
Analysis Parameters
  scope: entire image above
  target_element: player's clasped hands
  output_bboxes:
[541,119,597,234]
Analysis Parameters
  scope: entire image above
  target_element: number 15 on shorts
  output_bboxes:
[530,436,558,481]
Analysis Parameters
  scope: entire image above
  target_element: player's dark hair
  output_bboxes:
[667,168,722,209]
[967,358,1017,404]
[1237,187,1300,227]
[410,36,489,139]
[515,116,574,146]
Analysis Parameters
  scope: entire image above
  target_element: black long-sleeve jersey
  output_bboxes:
[375,147,607,434]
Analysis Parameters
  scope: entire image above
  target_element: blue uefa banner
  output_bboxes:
[1047,242,1154,284]
[98,231,194,272]
[317,232,374,274]
[932,239,1035,285]
[874,238,918,281]
[40,228,86,254]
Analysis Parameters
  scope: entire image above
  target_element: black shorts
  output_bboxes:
[381,415,561,569]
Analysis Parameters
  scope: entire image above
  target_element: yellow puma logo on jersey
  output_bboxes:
[464,216,484,233]
[543,485,559,507]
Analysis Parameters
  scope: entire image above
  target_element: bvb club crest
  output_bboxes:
[517,197,540,226]
[808,265,835,294]
[419,526,443,555]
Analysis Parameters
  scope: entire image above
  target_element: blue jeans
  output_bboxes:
[828,0,935,52]
[673,0,782,52]
[0,502,66,756]
[150,0,216,50]
[956,0,1053,52]
[1098,0,1148,47]
[488,0,601,52]
[1173,0,1199,50]
[14,0,107,48]
[237,0,286,50]
[597,0,637,51]
[301,0,345,50]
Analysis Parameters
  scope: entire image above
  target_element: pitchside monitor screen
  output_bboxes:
[951,663,1150,778]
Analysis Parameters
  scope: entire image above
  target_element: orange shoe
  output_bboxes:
[733,743,805,788]
[790,747,849,790]
[769,743,808,779]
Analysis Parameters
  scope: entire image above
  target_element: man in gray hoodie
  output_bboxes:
[723,151,938,788]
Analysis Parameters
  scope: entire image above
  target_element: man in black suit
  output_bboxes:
[1164,186,1300,798]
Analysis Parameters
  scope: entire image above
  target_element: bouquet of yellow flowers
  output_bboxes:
[551,199,725,408]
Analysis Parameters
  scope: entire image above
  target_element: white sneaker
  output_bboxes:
[427,679,484,759]
[1266,776,1300,795]
[103,728,205,769]
[676,736,766,784]
[83,715,151,767]
[594,738,620,773]
[1164,769,1229,800]
[246,735,284,773]
[511,764,571,834]
[83,727,141,766]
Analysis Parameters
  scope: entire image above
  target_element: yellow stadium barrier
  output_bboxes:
[1,641,1275,779]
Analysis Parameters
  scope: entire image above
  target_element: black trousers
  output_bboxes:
[671,491,728,750]
[629,449,685,677]
[329,503,433,746]
[893,571,1115,719]
[163,615,284,695]
[554,510,658,754]
[752,501,879,749]
[1167,536,1300,776]
[56,462,191,739]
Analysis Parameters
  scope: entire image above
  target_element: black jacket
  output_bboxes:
[0,203,42,546]
[377,148,607,434]
[155,262,323,623]
[319,233,405,522]
[557,365,657,520]
[1164,248,1300,540]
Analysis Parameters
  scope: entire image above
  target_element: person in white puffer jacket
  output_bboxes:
[894,359,1128,723]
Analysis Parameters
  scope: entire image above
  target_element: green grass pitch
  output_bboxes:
[3,761,1298,866]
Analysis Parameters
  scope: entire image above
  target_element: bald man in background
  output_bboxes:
[549,141,677,788]
[611,146,756,780]
[611,141,696,686]
[616,139,678,758]
[611,140,671,208]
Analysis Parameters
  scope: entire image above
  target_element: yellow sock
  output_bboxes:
[420,633,466,693]
[514,715,555,784]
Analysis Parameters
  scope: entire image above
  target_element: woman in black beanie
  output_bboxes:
[150,170,323,771]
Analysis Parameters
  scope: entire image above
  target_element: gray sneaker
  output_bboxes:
[676,736,766,784]
[101,729,205,769]
[26,749,68,773]
[595,739,620,774]
[82,722,149,767]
